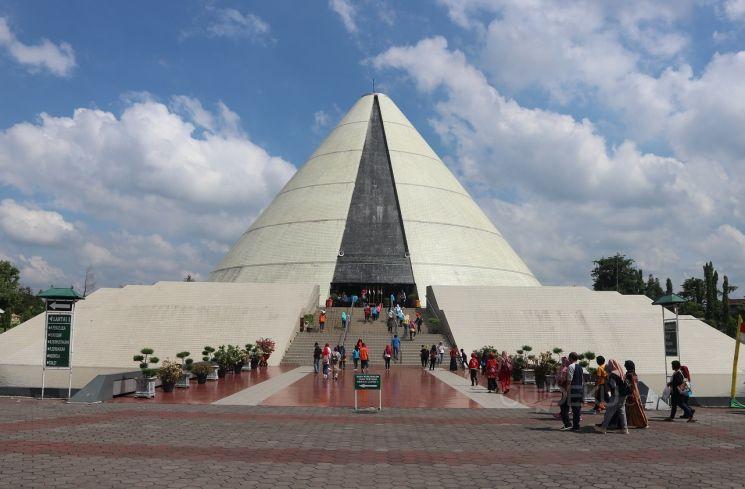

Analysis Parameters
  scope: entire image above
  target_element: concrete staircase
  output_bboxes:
[281,307,451,366]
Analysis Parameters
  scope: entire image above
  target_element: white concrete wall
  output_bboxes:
[0,282,319,373]
[430,285,745,396]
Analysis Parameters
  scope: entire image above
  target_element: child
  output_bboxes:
[468,352,480,386]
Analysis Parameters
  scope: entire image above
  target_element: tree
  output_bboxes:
[82,266,97,297]
[0,261,21,331]
[591,254,644,294]
[680,277,705,304]
[721,275,731,334]
[644,274,664,300]
[665,278,673,295]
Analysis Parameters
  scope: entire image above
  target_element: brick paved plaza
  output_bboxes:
[2,389,745,488]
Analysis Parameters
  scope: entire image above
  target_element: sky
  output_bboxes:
[1,0,745,296]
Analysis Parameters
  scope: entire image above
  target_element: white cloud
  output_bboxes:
[371,36,742,288]
[206,8,271,41]
[723,0,745,21]
[0,17,76,76]
[0,96,295,289]
[0,199,76,246]
[329,0,358,33]
[313,110,331,134]
[18,255,66,289]
[439,1,694,141]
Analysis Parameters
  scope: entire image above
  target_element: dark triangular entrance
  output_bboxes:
[331,95,416,298]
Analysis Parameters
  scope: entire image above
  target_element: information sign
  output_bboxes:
[664,320,678,357]
[45,314,72,368]
[354,374,381,390]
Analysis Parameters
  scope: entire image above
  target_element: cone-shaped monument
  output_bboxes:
[211,93,539,302]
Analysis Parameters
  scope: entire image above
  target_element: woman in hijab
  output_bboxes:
[596,359,629,434]
[429,344,438,371]
[486,352,499,393]
[498,351,513,394]
[624,360,649,428]
[449,346,459,372]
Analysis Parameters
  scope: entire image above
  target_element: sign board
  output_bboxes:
[45,313,72,368]
[354,374,381,390]
[664,320,678,357]
[46,300,73,312]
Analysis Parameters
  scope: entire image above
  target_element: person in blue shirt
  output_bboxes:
[391,335,401,362]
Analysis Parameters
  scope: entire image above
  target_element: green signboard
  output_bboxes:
[46,314,72,368]
[354,374,381,390]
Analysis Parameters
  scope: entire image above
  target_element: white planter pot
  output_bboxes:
[583,381,596,403]
[176,371,191,388]
[207,364,219,381]
[134,376,156,398]
[522,369,536,385]
[546,374,560,392]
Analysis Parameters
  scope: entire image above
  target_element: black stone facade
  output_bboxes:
[331,95,416,291]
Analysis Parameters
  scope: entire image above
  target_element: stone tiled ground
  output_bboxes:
[1,398,744,488]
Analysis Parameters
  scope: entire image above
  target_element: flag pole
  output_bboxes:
[730,316,745,409]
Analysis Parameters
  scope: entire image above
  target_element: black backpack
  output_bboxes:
[616,374,632,396]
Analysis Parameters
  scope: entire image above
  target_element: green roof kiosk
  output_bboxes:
[38,287,84,399]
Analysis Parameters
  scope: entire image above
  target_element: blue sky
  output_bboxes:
[1,0,745,295]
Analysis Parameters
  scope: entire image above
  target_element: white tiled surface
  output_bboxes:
[0,282,318,369]
[431,285,745,381]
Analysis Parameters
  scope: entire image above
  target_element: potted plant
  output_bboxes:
[245,344,261,370]
[303,313,314,332]
[191,362,212,384]
[534,351,559,390]
[175,351,193,388]
[510,353,526,381]
[255,338,275,367]
[158,359,182,393]
[212,345,231,378]
[132,348,159,398]
[202,346,219,380]
[520,346,535,384]
[228,345,244,374]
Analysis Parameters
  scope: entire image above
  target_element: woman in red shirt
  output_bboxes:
[486,352,499,393]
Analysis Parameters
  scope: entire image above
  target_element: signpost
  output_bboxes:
[354,373,382,411]
[663,320,679,357]
[39,287,83,400]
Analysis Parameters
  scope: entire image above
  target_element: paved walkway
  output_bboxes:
[213,366,313,406]
[1,398,744,488]
[428,369,529,408]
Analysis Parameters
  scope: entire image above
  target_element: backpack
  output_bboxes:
[330,352,340,365]
[616,374,631,396]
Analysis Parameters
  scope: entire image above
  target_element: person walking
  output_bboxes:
[593,356,609,413]
[624,360,649,429]
[420,345,429,369]
[665,360,696,422]
[360,343,369,373]
[498,351,513,394]
[560,352,584,432]
[449,346,459,372]
[383,344,393,371]
[341,310,348,330]
[330,346,341,380]
[352,345,360,371]
[437,342,445,365]
[313,342,322,374]
[415,313,423,334]
[480,350,488,375]
[429,345,437,371]
[468,352,480,386]
[409,320,415,341]
[364,304,371,322]
[486,352,499,392]
[460,348,468,370]
[595,359,629,434]
[321,343,331,380]
[387,308,394,333]
[339,344,347,370]
[319,310,326,332]
[392,334,401,362]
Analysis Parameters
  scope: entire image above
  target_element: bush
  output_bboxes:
[133,348,158,377]
[158,359,183,384]
[202,346,215,362]
[191,362,212,377]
